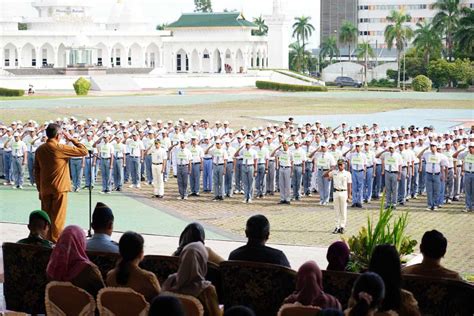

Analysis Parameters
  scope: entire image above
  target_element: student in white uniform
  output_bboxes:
[148,139,167,198]
[206,139,228,201]
[7,132,27,189]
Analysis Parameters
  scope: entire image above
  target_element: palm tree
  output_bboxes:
[252,16,268,36]
[355,42,375,85]
[432,0,461,61]
[292,16,316,49]
[319,35,339,64]
[384,10,414,88]
[455,7,474,56]
[289,42,309,72]
[339,21,358,61]
[413,21,442,64]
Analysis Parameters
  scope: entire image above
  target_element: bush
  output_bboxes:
[368,78,396,88]
[255,80,328,92]
[73,77,91,96]
[457,82,469,89]
[412,75,432,92]
[0,87,25,97]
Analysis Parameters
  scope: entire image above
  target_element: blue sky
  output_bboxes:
[0,0,321,47]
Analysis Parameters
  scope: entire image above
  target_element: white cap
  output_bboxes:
[13,132,20,137]
[215,139,222,144]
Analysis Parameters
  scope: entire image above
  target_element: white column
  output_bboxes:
[109,48,114,67]
[171,52,175,73]
[232,54,237,74]
[198,52,203,73]
[65,49,71,66]
[0,47,4,69]
[51,46,58,67]
[209,52,214,73]
[243,52,248,73]
[160,49,164,67]
[124,46,130,67]
[219,52,225,73]
[35,47,41,68]
[141,47,147,68]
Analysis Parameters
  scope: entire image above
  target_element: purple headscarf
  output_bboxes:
[326,241,350,271]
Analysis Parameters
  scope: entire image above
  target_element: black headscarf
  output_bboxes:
[173,222,205,256]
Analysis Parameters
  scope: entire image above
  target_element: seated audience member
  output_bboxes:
[18,210,53,248]
[149,295,185,316]
[367,244,420,316]
[173,222,225,264]
[284,261,341,310]
[163,242,220,316]
[326,241,350,271]
[106,231,161,302]
[402,230,462,280]
[86,202,119,253]
[228,214,290,268]
[225,305,256,316]
[46,225,105,297]
[345,272,386,316]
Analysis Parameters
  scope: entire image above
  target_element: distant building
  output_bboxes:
[0,0,290,73]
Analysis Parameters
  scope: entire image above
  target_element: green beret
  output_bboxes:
[29,210,51,225]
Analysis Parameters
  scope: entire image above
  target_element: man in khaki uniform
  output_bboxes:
[34,123,88,242]
[325,159,352,234]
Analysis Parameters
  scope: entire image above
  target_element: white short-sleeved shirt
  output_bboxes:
[382,152,403,172]
[210,147,228,164]
[112,142,126,158]
[241,148,257,165]
[422,151,445,173]
[329,169,352,190]
[11,140,27,157]
[225,146,236,161]
[128,140,144,157]
[315,152,336,170]
[255,146,269,164]
[348,152,367,171]
[277,150,293,167]
[151,147,167,164]
[292,147,306,165]
[189,145,204,163]
[176,147,193,165]
[99,143,114,159]
[460,151,474,172]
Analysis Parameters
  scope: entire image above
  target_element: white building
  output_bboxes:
[357,0,474,48]
[0,0,290,74]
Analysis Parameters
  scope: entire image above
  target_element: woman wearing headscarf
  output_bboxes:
[283,261,342,310]
[173,222,224,264]
[46,225,105,297]
[164,242,221,316]
[326,241,350,271]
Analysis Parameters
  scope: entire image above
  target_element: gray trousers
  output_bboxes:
[190,162,201,194]
[0,148,3,177]
[113,157,124,189]
[266,160,276,193]
[292,165,303,198]
[130,157,141,186]
[100,158,112,192]
[234,159,243,191]
[225,162,234,196]
[445,168,454,200]
[279,167,291,202]
[27,152,35,185]
[12,156,24,186]
[213,164,224,197]
[397,167,407,203]
[255,164,266,196]
[385,172,398,208]
[303,162,313,195]
[242,165,254,200]
[453,166,462,198]
[177,165,189,198]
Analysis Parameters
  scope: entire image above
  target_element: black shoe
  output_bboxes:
[363,199,368,203]
[452,197,459,201]
[278,200,285,204]
[286,201,291,205]
[357,203,363,208]
[338,227,345,234]
[212,197,219,201]
[219,196,224,200]
[332,227,339,234]
[351,204,357,207]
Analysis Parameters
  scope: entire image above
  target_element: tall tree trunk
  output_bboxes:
[397,50,401,88]
[348,44,351,62]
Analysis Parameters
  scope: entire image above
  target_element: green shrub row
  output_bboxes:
[368,78,397,88]
[0,87,25,97]
[412,75,432,92]
[256,80,328,92]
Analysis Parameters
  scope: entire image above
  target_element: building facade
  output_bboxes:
[0,0,289,73]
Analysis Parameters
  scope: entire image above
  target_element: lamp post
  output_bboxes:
[334,29,343,76]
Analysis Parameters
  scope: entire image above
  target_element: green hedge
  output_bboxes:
[73,77,91,96]
[256,80,328,92]
[0,87,25,97]
[412,75,432,92]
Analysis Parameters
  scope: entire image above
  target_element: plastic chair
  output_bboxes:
[45,281,96,316]
[97,287,149,316]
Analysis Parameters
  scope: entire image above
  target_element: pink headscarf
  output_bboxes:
[46,225,91,281]
[284,261,341,310]
[163,241,211,297]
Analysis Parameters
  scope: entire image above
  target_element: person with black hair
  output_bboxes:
[106,231,160,302]
[86,202,119,253]
[228,215,290,267]
[173,222,224,264]
[344,272,385,316]
[402,230,462,280]
[18,210,53,248]
[367,244,420,316]
[149,295,185,316]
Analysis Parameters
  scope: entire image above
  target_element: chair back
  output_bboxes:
[220,260,297,316]
[97,287,149,316]
[206,261,223,303]
[278,304,321,316]
[161,291,205,316]
[139,255,180,284]
[45,281,96,316]
[402,274,474,315]
[321,270,360,309]
[87,251,120,280]
[2,242,52,314]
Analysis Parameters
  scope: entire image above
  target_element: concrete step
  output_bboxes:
[90,75,142,91]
